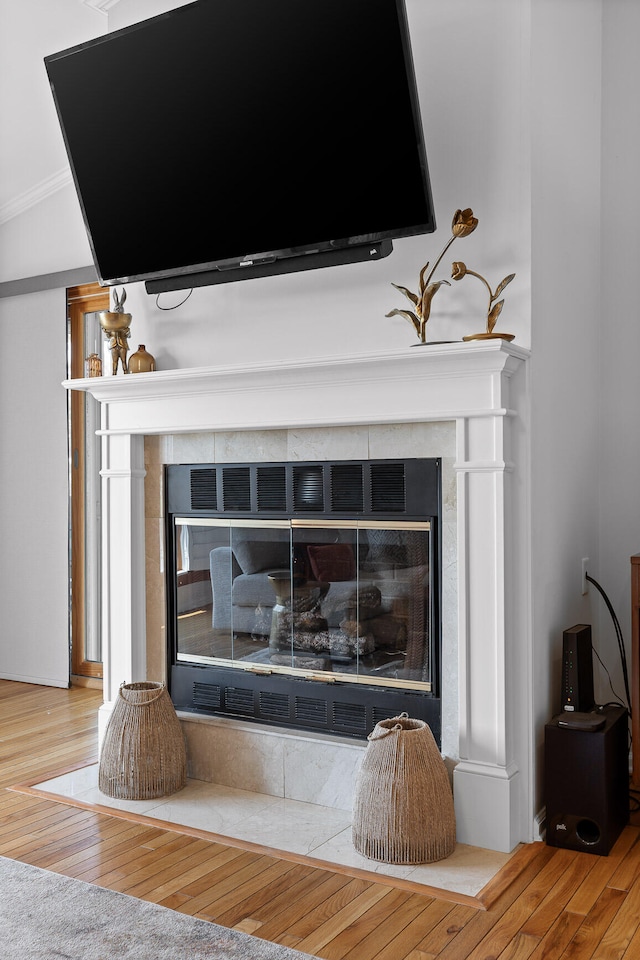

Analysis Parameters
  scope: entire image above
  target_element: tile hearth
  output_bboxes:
[32,764,514,900]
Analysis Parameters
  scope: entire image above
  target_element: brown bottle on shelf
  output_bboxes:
[128,345,156,373]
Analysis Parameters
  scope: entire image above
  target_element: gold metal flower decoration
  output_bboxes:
[451,262,516,341]
[451,208,479,238]
[386,208,478,344]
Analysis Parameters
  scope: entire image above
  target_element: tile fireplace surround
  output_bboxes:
[65,340,530,854]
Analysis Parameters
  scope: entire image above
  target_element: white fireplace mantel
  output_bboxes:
[64,339,531,852]
[66,340,529,435]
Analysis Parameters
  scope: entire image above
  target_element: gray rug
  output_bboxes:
[0,856,319,959]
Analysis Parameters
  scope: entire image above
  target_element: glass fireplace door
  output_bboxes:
[173,517,433,692]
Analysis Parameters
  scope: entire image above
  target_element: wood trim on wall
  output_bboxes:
[68,282,109,680]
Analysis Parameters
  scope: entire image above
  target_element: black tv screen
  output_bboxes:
[45,0,435,291]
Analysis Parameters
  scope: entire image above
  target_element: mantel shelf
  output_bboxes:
[62,339,529,436]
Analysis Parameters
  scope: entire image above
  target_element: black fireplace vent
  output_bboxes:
[259,691,290,723]
[168,458,440,520]
[225,685,255,714]
[172,665,442,743]
[330,463,364,513]
[333,701,368,734]
[295,696,328,726]
[293,465,324,511]
[257,466,287,511]
[371,462,406,512]
[189,468,217,511]
[222,467,252,512]
[192,681,221,710]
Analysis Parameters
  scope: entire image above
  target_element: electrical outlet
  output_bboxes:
[581,558,589,595]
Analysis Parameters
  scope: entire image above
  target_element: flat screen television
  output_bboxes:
[45,0,435,293]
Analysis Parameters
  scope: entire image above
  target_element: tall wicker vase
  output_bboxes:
[99,681,187,800]
[352,714,456,864]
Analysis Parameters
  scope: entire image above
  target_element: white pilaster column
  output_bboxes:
[453,402,520,852]
[98,428,147,741]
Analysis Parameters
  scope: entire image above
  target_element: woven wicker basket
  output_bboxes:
[98,681,187,800]
[352,714,456,864]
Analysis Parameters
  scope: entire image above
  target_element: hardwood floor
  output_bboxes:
[2,680,640,959]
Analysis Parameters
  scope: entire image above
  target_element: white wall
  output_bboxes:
[598,0,640,715]
[0,288,70,686]
[0,0,105,211]
[529,0,603,815]
[0,185,94,283]
[0,0,104,283]
[0,1,103,686]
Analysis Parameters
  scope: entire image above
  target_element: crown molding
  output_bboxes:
[0,168,74,226]
[82,0,123,13]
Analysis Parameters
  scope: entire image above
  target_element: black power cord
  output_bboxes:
[155,289,193,311]
[586,572,632,718]
[585,572,639,811]
[585,573,640,813]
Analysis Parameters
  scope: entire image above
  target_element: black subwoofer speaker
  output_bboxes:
[545,705,629,856]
